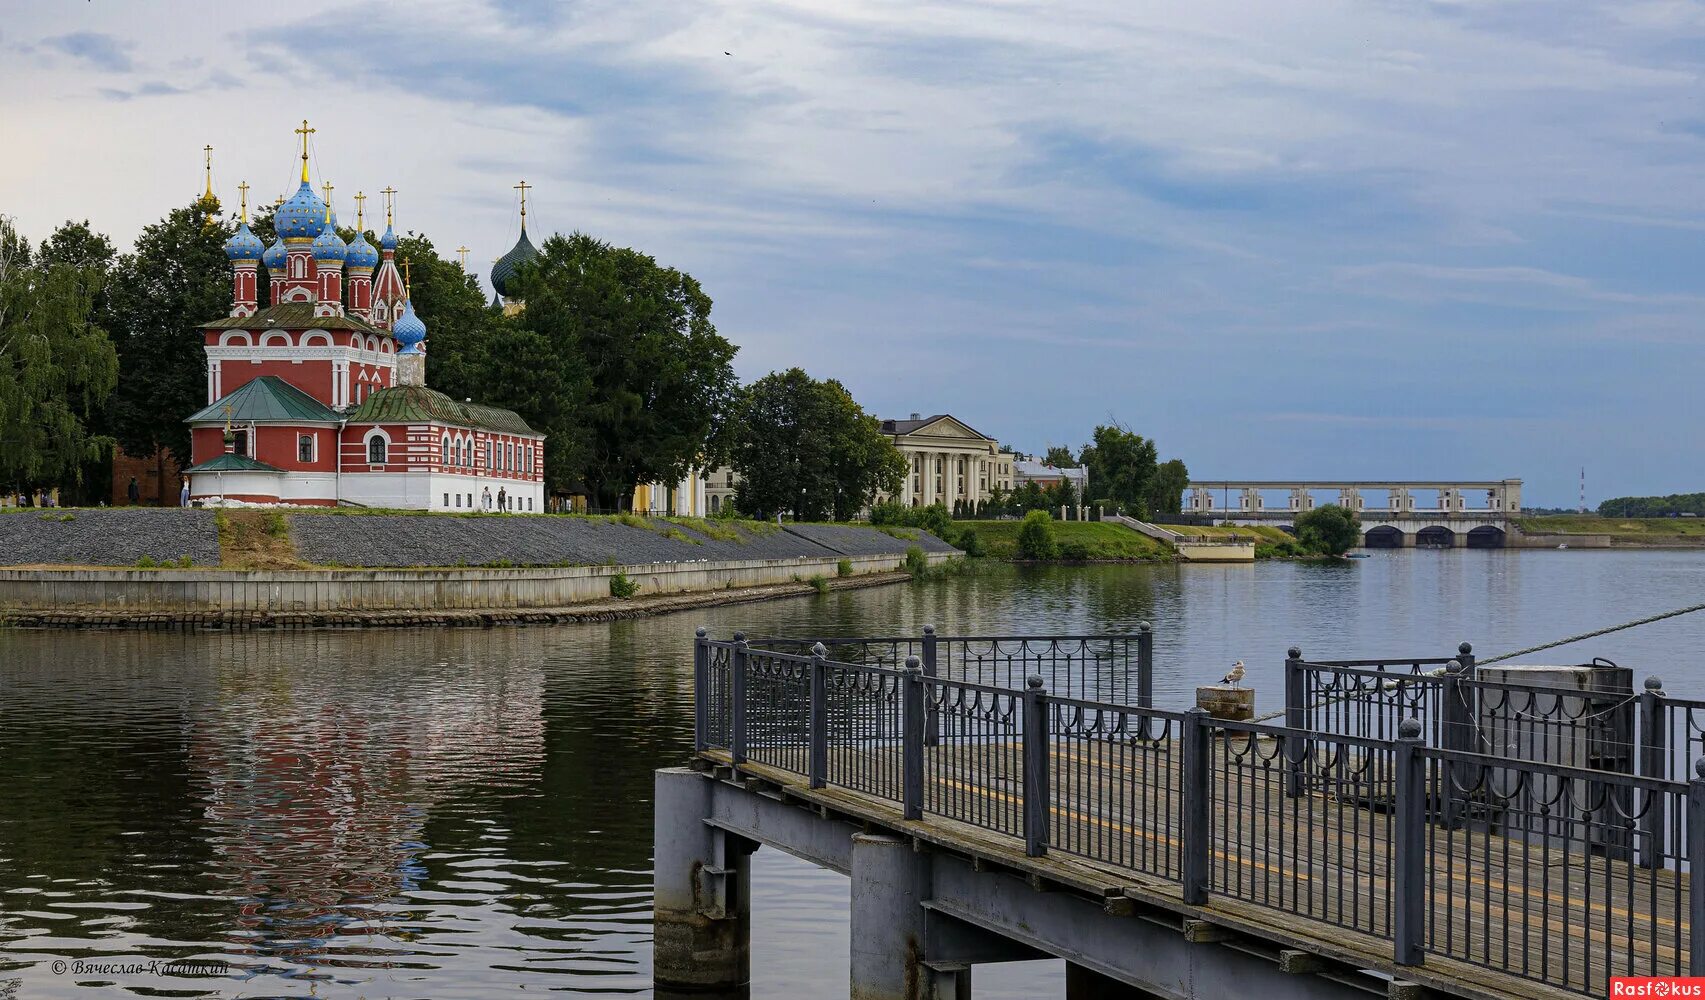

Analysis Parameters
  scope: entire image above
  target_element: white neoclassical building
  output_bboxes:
[876,414,1012,509]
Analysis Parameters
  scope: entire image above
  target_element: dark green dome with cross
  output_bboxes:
[490,226,539,299]
[491,179,539,299]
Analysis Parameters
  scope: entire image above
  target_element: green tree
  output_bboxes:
[1016,509,1058,559]
[1147,458,1190,516]
[0,217,119,492]
[512,233,737,510]
[38,221,116,275]
[393,233,497,405]
[1079,422,1158,514]
[104,198,232,500]
[1295,504,1361,557]
[730,368,904,521]
[1042,445,1077,467]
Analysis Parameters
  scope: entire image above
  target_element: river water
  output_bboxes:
[2,549,1704,999]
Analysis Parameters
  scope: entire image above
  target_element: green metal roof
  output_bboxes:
[183,453,283,474]
[344,385,538,435]
[200,302,388,333]
[185,376,341,425]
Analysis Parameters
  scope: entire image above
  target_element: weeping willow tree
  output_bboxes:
[0,216,119,494]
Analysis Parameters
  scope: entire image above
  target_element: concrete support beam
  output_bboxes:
[851,833,928,1000]
[928,856,1377,1000]
[1069,962,1164,998]
[654,768,752,993]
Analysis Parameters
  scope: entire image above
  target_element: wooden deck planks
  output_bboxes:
[790,735,1688,998]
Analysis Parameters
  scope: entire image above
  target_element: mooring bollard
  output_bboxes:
[1196,684,1254,721]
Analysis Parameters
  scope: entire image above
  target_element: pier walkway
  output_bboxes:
[655,630,1703,999]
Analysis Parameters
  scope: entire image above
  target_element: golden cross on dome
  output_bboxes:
[354,191,367,230]
[402,258,412,295]
[237,181,250,223]
[514,180,531,224]
[203,145,214,199]
[295,120,315,182]
[456,246,470,270]
[321,181,334,224]
[381,185,397,227]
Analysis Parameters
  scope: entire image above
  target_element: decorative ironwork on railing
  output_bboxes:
[696,628,1705,999]
[746,624,1153,708]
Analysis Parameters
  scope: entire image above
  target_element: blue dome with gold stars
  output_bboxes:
[378,223,398,251]
[275,180,327,243]
[311,216,347,262]
[223,222,265,261]
[262,236,286,270]
[393,297,426,354]
[345,230,379,270]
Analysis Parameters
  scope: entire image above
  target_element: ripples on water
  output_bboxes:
[2,551,1705,998]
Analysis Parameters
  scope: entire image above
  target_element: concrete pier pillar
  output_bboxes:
[1066,962,1162,998]
[654,768,752,993]
[851,833,928,1000]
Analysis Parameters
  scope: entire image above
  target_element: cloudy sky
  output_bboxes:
[6,0,1705,505]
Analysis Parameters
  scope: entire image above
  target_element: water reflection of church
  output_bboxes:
[187,631,545,963]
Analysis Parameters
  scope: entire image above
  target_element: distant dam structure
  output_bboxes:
[1186,479,1522,548]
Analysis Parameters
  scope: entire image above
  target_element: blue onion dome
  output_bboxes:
[393,298,426,354]
[311,219,347,262]
[275,180,328,243]
[345,230,379,270]
[490,226,539,297]
[224,222,265,261]
[262,236,286,270]
[379,223,399,251]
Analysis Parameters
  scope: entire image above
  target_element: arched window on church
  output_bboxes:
[367,434,387,464]
[462,438,471,467]
[442,435,450,468]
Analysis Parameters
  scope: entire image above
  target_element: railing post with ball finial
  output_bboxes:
[809,643,829,790]
[903,655,925,820]
[693,627,709,753]
[731,633,748,766]
[1394,717,1427,966]
[1022,675,1050,857]
[1638,676,1667,868]
[1284,646,1306,798]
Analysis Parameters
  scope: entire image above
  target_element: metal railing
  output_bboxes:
[696,629,1705,998]
[748,624,1153,707]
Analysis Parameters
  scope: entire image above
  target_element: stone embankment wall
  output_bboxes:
[0,551,947,615]
[0,510,957,620]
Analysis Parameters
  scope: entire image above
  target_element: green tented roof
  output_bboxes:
[185,376,341,425]
[200,302,389,333]
[183,453,283,474]
[343,385,538,435]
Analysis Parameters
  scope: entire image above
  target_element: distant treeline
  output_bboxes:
[1598,493,1705,517]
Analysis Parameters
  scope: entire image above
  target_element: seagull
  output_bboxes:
[1221,660,1245,688]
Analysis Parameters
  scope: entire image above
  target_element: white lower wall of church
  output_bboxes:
[186,470,544,511]
[341,473,545,512]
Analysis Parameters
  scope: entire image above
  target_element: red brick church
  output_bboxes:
[184,125,545,511]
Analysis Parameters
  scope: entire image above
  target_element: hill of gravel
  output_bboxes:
[286,514,957,568]
[0,509,222,566]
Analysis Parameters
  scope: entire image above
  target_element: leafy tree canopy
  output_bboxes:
[731,368,905,521]
[1598,493,1705,518]
[511,232,736,510]
[1079,422,1158,514]
[1042,445,1077,467]
[1295,504,1361,557]
[0,217,119,489]
[104,198,232,475]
